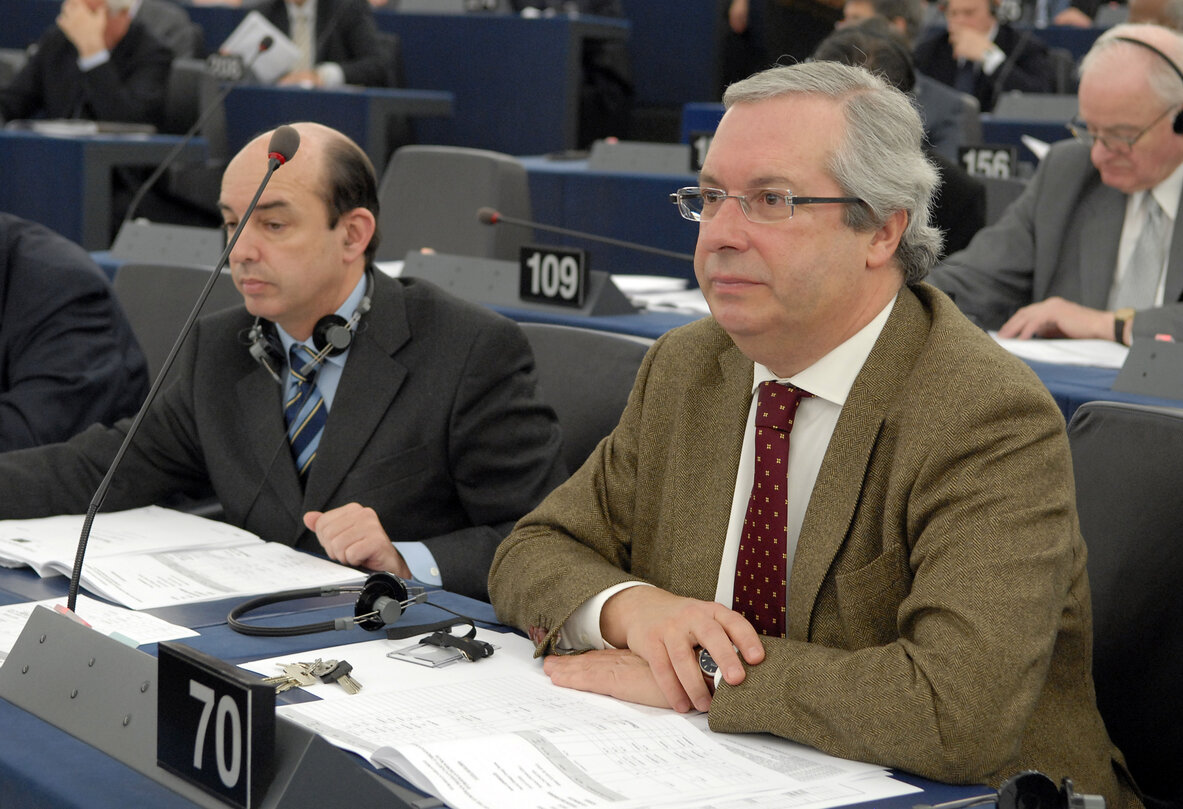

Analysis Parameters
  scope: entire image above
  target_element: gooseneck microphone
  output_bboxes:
[120,36,275,229]
[65,125,301,613]
[477,207,694,262]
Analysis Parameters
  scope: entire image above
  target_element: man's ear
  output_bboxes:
[340,207,376,261]
[866,208,907,271]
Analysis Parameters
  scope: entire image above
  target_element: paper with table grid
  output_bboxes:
[267,631,918,809]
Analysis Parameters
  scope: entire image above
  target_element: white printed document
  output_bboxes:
[219,10,300,84]
[252,632,919,809]
[0,595,198,662]
[0,506,365,610]
[0,505,260,576]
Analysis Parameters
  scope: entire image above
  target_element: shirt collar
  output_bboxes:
[276,273,368,372]
[751,294,897,407]
[1140,158,1183,223]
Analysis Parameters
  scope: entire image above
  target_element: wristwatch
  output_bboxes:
[1114,307,1135,344]
[698,647,719,695]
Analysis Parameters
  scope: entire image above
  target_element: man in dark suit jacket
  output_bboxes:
[912,0,1054,112]
[489,62,1140,806]
[0,0,172,126]
[929,24,1183,344]
[0,122,566,602]
[256,0,391,87]
[0,214,149,451]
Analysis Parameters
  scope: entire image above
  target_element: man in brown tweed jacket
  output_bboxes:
[489,61,1142,808]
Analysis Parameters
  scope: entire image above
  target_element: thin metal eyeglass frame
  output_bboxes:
[1066,105,1178,154]
[670,187,865,224]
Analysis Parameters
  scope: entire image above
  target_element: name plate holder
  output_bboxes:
[110,220,225,268]
[0,606,433,809]
[403,251,636,316]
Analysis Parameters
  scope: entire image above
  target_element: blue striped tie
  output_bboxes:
[284,344,327,478]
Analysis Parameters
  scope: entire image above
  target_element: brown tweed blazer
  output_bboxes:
[490,283,1141,807]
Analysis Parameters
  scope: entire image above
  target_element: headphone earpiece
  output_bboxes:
[1112,36,1183,134]
[312,314,354,356]
[245,269,374,378]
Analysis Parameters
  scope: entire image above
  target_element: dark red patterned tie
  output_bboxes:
[733,380,812,637]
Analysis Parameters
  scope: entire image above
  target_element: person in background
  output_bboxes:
[839,0,983,161]
[913,0,1055,112]
[0,0,172,126]
[255,0,392,87]
[814,18,987,253]
[929,24,1183,343]
[0,214,149,451]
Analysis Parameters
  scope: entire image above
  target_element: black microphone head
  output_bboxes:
[258,35,274,52]
[477,207,500,225]
[267,125,300,166]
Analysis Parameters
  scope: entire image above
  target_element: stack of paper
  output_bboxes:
[0,506,365,610]
[256,633,919,809]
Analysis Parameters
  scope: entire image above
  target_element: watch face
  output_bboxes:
[698,647,719,676]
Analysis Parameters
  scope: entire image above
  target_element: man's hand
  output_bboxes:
[279,69,322,87]
[303,503,412,578]
[543,649,674,709]
[600,586,763,714]
[998,297,1114,340]
[948,26,994,64]
[58,0,107,60]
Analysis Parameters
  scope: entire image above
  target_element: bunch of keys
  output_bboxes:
[261,658,363,695]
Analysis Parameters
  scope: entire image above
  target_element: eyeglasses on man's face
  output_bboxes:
[670,187,865,225]
[1066,105,1179,155]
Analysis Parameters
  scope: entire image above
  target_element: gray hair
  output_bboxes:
[1081,23,1183,107]
[722,61,942,284]
[108,0,136,12]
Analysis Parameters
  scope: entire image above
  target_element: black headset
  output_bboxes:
[1111,36,1183,134]
[226,570,495,658]
[245,269,374,383]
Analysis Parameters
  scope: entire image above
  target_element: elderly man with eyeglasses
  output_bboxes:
[929,23,1183,345]
[489,59,1142,807]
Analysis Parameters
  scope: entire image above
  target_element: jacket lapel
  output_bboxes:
[301,274,410,516]
[1164,194,1183,305]
[786,289,929,641]
[1077,184,1127,309]
[663,337,753,596]
[236,359,304,526]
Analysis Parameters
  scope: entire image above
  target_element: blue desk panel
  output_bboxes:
[521,155,698,282]
[979,119,1074,166]
[619,0,718,108]
[222,84,453,178]
[0,130,208,251]
[180,2,247,54]
[0,0,57,49]
[373,12,628,155]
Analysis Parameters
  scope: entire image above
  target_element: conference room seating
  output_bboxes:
[0,46,27,86]
[112,262,242,382]
[991,90,1079,122]
[376,145,534,262]
[1047,47,1079,94]
[956,91,983,149]
[1067,401,1183,809]
[518,322,650,473]
[980,175,1027,226]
